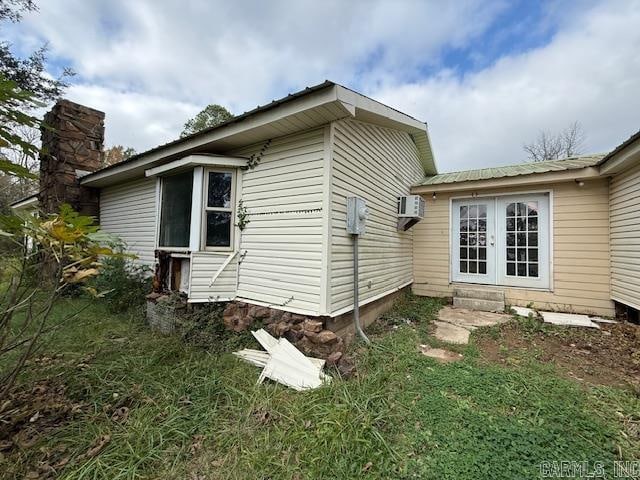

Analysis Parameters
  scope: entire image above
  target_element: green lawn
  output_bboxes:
[1,295,638,479]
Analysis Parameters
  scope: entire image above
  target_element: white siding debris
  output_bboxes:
[233,329,329,391]
[330,119,424,315]
[100,177,157,266]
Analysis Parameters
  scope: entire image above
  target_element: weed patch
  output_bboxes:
[1,297,638,479]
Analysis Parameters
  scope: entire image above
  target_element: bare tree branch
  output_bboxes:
[523,122,585,162]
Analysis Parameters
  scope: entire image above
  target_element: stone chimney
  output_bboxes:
[38,100,105,218]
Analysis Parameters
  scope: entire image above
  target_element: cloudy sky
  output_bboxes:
[3,0,640,172]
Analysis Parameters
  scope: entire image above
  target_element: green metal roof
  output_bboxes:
[417,154,605,186]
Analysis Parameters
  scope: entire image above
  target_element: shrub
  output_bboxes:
[92,253,152,313]
[0,205,118,396]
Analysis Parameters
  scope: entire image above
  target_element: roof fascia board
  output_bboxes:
[10,195,39,210]
[335,85,425,131]
[411,166,603,194]
[145,155,249,177]
[334,86,436,175]
[599,140,640,175]
[82,85,347,186]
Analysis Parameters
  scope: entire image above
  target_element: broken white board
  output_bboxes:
[234,347,326,369]
[511,306,536,317]
[236,329,330,391]
[258,338,330,391]
[589,317,618,324]
[252,329,279,353]
[233,349,270,368]
[540,311,600,329]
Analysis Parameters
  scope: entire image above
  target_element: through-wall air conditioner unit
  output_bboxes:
[397,195,425,231]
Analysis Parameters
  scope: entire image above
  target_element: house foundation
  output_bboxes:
[221,287,408,357]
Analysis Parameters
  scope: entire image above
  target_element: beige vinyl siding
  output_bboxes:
[227,128,326,315]
[413,179,614,316]
[609,163,640,310]
[330,119,424,314]
[100,177,157,266]
[189,252,238,302]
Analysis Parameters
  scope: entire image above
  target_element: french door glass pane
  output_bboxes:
[505,201,539,277]
[459,203,488,276]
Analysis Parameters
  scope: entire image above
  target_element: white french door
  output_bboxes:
[452,199,496,284]
[452,193,550,289]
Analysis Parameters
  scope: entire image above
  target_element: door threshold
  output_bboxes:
[451,282,552,293]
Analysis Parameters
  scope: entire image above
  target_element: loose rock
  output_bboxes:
[302,319,323,334]
[311,330,339,345]
[326,351,343,367]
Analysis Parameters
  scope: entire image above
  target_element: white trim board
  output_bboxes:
[330,280,413,317]
[145,155,248,177]
[319,123,334,316]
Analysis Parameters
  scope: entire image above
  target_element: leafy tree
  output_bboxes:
[0,0,72,103]
[0,74,41,178]
[0,205,119,396]
[523,121,585,162]
[103,145,137,167]
[0,77,40,223]
[0,0,35,23]
[0,0,73,206]
[180,104,233,138]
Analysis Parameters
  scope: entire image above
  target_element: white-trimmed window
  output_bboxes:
[202,169,234,250]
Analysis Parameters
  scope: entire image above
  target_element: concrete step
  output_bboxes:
[453,286,505,302]
[453,297,506,313]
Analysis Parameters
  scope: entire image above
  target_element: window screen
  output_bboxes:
[159,171,193,248]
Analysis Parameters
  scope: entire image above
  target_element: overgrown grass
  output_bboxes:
[1,295,638,479]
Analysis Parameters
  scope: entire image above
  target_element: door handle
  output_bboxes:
[490,234,495,246]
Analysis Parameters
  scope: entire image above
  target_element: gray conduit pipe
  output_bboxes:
[353,235,371,344]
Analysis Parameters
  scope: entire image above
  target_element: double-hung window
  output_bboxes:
[203,170,234,249]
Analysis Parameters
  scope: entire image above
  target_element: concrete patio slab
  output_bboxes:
[438,306,512,329]
[433,321,471,344]
[419,345,463,362]
[540,311,600,329]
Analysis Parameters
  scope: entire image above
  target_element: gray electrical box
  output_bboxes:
[346,197,368,235]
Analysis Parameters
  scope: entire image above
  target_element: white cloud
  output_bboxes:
[63,84,199,151]
[4,0,504,150]
[373,1,640,171]
[3,0,639,172]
